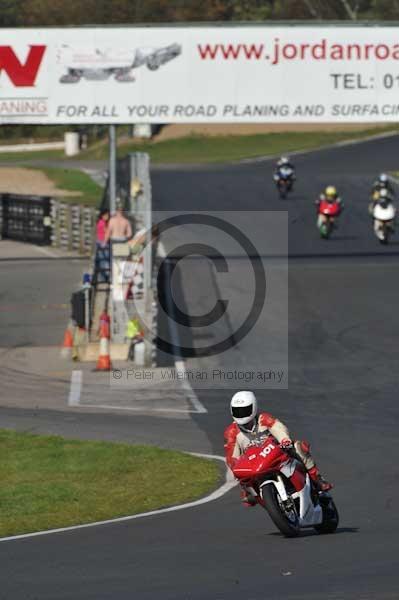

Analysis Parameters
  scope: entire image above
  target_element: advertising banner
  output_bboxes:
[1,26,399,123]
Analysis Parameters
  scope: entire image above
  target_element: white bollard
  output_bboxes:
[64,132,80,156]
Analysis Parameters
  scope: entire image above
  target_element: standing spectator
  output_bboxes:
[96,209,110,244]
[96,209,110,283]
[105,203,132,243]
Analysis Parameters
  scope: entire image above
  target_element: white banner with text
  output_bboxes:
[1,26,399,123]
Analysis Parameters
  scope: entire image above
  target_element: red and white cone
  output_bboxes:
[96,334,112,371]
[61,320,74,358]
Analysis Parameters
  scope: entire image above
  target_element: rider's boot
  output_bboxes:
[308,466,333,492]
[240,486,257,507]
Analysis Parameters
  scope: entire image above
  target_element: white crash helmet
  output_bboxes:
[379,173,388,183]
[280,156,289,165]
[230,391,257,426]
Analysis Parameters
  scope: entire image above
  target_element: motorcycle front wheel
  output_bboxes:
[379,229,388,244]
[319,222,331,239]
[261,485,299,538]
[314,497,339,534]
[277,183,287,199]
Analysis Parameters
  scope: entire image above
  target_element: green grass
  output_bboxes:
[79,126,399,164]
[0,149,64,162]
[0,429,220,538]
[38,166,103,207]
[0,125,397,166]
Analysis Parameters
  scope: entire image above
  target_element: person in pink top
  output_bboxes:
[96,209,110,244]
[96,210,110,283]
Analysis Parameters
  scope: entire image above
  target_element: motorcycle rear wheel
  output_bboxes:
[261,485,299,538]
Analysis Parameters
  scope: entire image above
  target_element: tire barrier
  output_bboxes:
[0,193,97,254]
[0,193,52,245]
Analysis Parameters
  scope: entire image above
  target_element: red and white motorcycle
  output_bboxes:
[317,199,342,239]
[233,436,339,537]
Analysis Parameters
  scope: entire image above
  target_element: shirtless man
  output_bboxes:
[105,205,132,242]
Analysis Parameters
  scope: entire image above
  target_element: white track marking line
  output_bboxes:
[68,370,82,407]
[0,454,236,543]
[158,241,167,259]
[237,130,399,165]
[158,241,207,415]
[30,245,60,258]
[174,360,207,414]
[78,403,204,414]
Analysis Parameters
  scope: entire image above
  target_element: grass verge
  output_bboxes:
[0,429,220,538]
[0,126,397,166]
[80,126,399,164]
[38,167,103,207]
[0,149,64,163]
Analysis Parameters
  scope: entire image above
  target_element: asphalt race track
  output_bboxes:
[1,135,399,599]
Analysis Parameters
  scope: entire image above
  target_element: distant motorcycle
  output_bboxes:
[317,200,341,239]
[233,436,339,538]
[372,201,396,244]
[275,167,294,199]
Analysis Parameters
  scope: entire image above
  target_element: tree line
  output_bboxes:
[1,0,399,26]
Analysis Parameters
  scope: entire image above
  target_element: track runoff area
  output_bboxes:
[1,22,399,600]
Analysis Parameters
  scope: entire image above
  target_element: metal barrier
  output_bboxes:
[50,200,97,254]
[99,152,156,366]
[0,193,51,244]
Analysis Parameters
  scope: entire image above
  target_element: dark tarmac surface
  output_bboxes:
[1,135,399,599]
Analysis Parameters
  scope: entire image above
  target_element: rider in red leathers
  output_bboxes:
[224,391,333,506]
[315,185,343,229]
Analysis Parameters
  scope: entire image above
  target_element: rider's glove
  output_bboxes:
[280,438,293,450]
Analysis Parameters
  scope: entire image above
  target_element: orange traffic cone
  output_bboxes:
[98,310,111,340]
[96,334,112,371]
[61,320,74,358]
